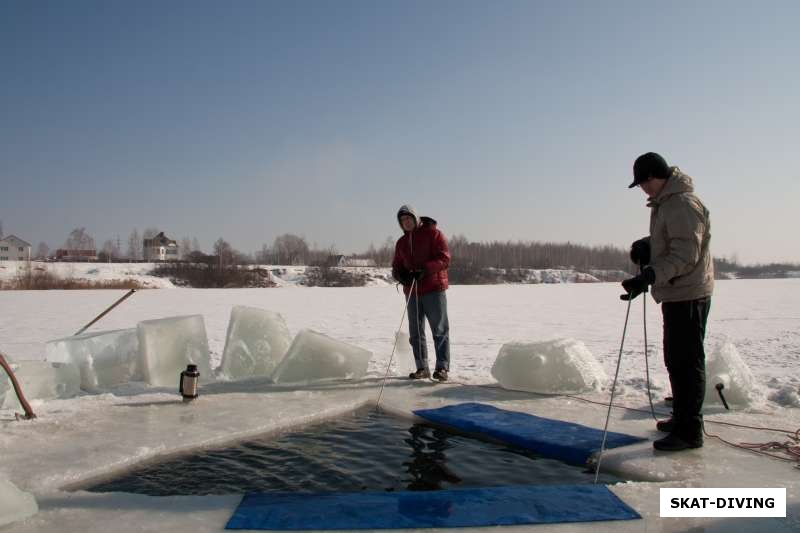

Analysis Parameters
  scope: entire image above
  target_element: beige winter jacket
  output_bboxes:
[644,168,714,303]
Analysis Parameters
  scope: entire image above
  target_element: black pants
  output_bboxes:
[662,297,711,441]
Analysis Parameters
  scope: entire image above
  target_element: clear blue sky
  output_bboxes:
[1,0,798,264]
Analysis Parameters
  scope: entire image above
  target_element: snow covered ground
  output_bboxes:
[1,280,799,531]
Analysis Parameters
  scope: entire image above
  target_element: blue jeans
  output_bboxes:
[407,290,450,371]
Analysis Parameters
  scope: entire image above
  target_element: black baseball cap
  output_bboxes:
[629,152,670,188]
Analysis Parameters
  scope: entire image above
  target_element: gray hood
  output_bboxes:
[396,204,419,230]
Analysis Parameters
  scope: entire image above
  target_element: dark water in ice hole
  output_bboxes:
[83,408,622,496]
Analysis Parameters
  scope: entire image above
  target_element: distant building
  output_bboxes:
[0,235,31,262]
[143,232,179,261]
[55,249,98,262]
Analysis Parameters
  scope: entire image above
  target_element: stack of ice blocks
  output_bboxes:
[271,329,372,384]
[219,306,292,380]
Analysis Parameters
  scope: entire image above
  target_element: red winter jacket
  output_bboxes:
[392,216,450,296]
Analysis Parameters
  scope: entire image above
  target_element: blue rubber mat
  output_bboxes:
[414,402,646,465]
[226,484,641,530]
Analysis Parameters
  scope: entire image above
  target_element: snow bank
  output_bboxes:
[490,339,606,394]
[0,477,38,527]
[704,341,764,408]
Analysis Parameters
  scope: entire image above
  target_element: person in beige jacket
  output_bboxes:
[622,152,714,452]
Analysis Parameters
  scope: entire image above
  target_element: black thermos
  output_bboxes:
[179,364,200,401]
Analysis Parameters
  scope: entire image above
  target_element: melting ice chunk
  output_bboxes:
[0,361,80,409]
[137,315,212,387]
[0,477,38,527]
[491,339,606,394]
[219,306,292,380]
[271,329,372,384]
[45,328,141,392]
[705,341,763,407]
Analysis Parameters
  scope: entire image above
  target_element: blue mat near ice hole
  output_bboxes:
[226,484,640,530]
[415,402,647,465]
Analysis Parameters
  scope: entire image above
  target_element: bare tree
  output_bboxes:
[65,227,95,251]
[191,237,202,254]
[0,219,3,238]
[179,237,192,259]
[100,239,120,262]
[255,244,272,264]
[273,234,309,265]
[35,242,50,260]
[143,228,160,240]
[127,229,142,260]
[213,238,235,269]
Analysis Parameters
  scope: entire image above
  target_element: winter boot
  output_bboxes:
[409,368,431,380]
[653,433,703,451]
[432,369,448,382]
[656,418,675,433]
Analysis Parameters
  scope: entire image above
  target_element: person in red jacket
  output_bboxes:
[391,205,451,381]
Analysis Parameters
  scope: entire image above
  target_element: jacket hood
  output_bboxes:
[648,167,695,206]
[397,204,418,230]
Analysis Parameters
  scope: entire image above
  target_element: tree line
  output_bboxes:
[30,226,799,278]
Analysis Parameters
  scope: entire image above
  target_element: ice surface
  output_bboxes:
[45,328,141,392]
[491,339,607,394]
[0,361,80,409]
[705,341,764,407]
[137,315,212,387]
[271,329,372,383]
[0,477,38,527]
[219,306,292,380]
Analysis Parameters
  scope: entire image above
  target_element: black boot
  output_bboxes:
[432,369,448,382]
[656,418,675,433]
[653,433,703,451]
[408,368,430,379]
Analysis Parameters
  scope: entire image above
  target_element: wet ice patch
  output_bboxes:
[219,306,292,380]
[271,329,372,383]
[491,339,606,394]
[704,341,764,408]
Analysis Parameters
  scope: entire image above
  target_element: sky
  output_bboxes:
[1,0,798,264]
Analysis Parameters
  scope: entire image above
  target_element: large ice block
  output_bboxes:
[45,328,141,392]
[271,329,372,384]
[705,341,763,407]
[0,477,38,527]
[0,361,80,409]
[491,339,606,394]
[137,315,212,387]
[219,306,292,380]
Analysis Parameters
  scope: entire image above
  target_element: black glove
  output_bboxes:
[629,238,651,266]
[392,267,413,286]
[411,268,427,281]
[620,267,655,301]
